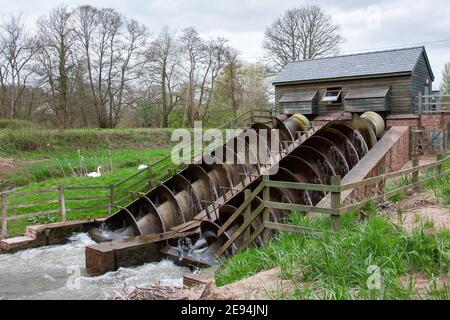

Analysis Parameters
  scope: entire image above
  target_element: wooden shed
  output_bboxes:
[273,46,434,116]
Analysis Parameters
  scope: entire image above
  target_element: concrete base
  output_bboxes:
[86,236,163,275]
[85,229,199,275]
[0,219,103,253]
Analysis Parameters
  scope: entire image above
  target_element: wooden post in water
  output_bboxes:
[330,175,341,230]
[1,192,7,238]
[59,186,67,222]
[262,174,270,243]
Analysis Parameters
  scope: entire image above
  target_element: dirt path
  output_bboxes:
[118,268,295,300]
[379,189,450,232]
[0,157,17,175]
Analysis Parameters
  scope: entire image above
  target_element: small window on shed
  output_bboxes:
[322,87,342,104]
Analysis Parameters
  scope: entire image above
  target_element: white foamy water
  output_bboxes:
[0,233,187,300]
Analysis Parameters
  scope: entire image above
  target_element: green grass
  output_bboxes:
[1,148,171,188]
[2,148,173,237]
[216,211,449,300]
[0,119,37,130]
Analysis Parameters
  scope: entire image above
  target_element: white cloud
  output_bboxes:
[1,0,449,88]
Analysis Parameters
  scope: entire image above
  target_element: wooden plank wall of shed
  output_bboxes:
[410,54,433,113]
[274,75,412,115]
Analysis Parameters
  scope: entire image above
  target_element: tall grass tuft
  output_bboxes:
[215,211,449,300]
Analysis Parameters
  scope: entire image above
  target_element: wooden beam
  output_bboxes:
[215,203,264,257]
[263,201,335,215]
[264,221,324,234]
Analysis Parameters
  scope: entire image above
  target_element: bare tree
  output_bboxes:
[240,62,271,110]
[263,5,343,71]
[180,27,204,127]
[146,26,182,128]
[0,13,39,119]
[35,7,76,128]
[198,38,227,122]
[74,6,148,128]
[223,48,242,117]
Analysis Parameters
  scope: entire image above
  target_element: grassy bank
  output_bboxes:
[0,125,178,189]
[0,127,174,156]
[0,124,177,236]
[216,168,450,300]
[216,209,449,299]
[1,147,171,188]
[3,148,172,236]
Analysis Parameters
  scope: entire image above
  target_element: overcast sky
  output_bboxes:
[2,0,449,88]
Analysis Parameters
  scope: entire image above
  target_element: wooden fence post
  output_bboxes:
[378,165,385,203]
[147,166,153,189]
[243,189,251,245]
[59,186,67,222]
[262,174,270,243]
[412,156,419,191]
[418,92,422,114]
[437,153,443,177]
[445,122,450,150]
[109,184,115,215]
[1,192,7,238]
[330,175,341,230]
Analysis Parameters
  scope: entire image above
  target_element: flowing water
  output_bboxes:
[0,233,187,300]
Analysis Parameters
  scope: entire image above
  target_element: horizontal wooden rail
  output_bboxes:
[64,195,110,201]
[264,221,324,234]
[5,189,57,197]
[264,180,338,192]
[340,154,449,191]
[7,210,60,221]
[64,185,110,190]
[8,199,60,210]
[263,201,336,215]
[65,204,110,212]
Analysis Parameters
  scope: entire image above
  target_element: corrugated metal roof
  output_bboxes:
[279,91,318,102]
[345,86,391,99]
[273,47,433,84]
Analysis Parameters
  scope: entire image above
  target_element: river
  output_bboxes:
[0,233,187,300]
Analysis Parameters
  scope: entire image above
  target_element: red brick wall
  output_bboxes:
[386,114,419,128]
[345,126,410,203]
[421,113,450,131]
[386,112,450,131]
[383,126,410,172]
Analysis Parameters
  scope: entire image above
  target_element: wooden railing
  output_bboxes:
[0,108,273,238]
[418,93,450,113]
[215,153,450,257]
